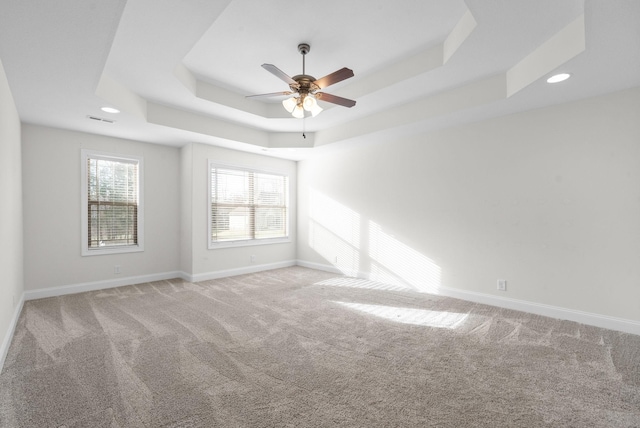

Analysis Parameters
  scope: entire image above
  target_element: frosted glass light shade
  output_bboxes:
[283,94,322,118]
[302,95,323,117]
[292,105,305,118]
[282,97,297,113]
[310,103,323,117]
[303,95,316,111]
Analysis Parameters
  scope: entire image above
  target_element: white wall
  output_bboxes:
[13,85,640,331]
[19,129,297,291]
[0,57,24,364]
[298,87,640,324]
[180,142,297,280]
[21,125,181,291]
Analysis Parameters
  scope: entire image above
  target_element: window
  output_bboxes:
[81,150,144,256]
[209,161,289,248]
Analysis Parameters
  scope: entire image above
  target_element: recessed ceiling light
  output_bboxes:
[101,106,120,114]
[546,73,571,84]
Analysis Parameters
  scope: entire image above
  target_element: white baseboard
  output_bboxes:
[15,261,640,337]
[296,260,344,274]
[294,260,640,336]
[24,271,183,301]
[1,293,24,372]
[23,261,299,301]
[436,286,640,336]
[185,260,297,283]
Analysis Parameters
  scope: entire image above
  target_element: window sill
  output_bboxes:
[81,245,144,257]
[208,237,291,250]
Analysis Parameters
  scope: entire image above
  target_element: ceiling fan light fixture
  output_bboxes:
[302,94,316,111]
[248,43,355,119]
[282,97,297,113]
[302,94,323,117]
[291,104,305,119]
[310,102,323,117]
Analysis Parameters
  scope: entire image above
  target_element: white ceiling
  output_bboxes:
[1,0,639,160]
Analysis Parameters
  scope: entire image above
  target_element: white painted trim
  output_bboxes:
[294,260,640,336]
[23,262,299,301]
[436,286,640,336]
[207,160,291,250]
[187,260,297,283]
[16,262,640,338]
[81,149,145,257]
[295,260,343,275]
[1,293,24,372]
[295,260,369,279]
[24,271,182,301]
[208,237,292,250]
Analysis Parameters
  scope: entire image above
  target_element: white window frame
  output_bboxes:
[81,149,144,256]
[208,160,290,249]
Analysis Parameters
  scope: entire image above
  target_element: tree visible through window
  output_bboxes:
[209,164,289,246]
[82,150,143,255]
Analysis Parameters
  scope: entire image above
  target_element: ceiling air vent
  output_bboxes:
[86,115,115,124]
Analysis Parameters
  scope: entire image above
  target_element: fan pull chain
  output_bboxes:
[302,117,306,139]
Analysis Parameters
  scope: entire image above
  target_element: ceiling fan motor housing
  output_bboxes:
[290,75,318,95]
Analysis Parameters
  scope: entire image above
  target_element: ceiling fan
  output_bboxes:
[247,43,356,118]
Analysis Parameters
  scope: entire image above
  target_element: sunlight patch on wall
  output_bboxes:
[368,221,442,294]
[308,189,361,276]
[335,301,468,329]
[308,222,360,276]
[315,277,413,292]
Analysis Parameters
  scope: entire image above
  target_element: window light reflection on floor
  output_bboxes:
[335,301,469,329]
[315,277,414,292]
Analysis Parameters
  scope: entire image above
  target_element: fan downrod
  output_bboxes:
[292,43,317,93]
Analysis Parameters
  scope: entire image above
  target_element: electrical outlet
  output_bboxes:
[497,279,507,291]
[250,255,256,263]
[114,265,121,275]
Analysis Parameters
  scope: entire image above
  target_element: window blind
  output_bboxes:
[87,156,139,249]
[210,166,288,244]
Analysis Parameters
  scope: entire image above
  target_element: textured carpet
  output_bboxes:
[1,266,639,427]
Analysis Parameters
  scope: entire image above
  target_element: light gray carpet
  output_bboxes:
[1,266,639,427]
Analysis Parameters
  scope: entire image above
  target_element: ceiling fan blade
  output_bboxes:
[261,64,298,86]
[246,91,293,99]
[316,92,356,108]
[313,67,354,89]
